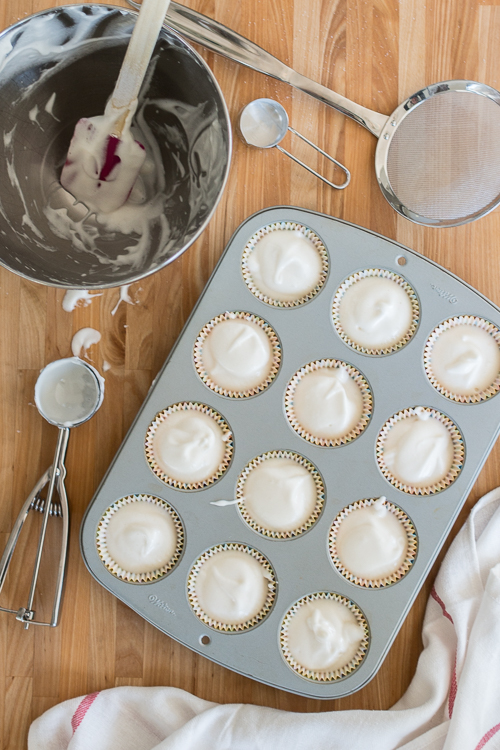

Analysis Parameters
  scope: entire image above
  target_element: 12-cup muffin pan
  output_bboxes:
[80,206,500,699]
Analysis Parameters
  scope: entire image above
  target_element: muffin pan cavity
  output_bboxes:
[81,207,500,700]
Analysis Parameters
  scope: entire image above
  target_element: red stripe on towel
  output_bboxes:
[474,722,500,749]
[71,692,99,734]
[431,587,454,623]
[431,587,457,717]
[448,651,458,718]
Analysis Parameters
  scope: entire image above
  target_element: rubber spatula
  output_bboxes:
[61,0,171,214]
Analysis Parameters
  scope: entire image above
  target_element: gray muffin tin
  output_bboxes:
[80,206,500,699]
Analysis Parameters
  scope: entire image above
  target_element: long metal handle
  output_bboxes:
[126,0,389,138]
[276,127,350,189]
[49,460,69,629]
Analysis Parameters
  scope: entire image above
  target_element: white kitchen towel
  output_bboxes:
[28,486,500,750]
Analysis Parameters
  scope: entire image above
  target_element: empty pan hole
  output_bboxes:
[199,634,211,646]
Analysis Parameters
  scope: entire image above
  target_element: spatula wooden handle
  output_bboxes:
[111,0,172,112]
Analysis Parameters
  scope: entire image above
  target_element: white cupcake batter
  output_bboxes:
[338,275,414,349]
[241,457,318,532]
[382,409,454,488]
[429,323,500,396]
[286,598,365,672]
[247,230,323,302]
[292,367,364,440]
[152,410,227,483]
[201,318,274,391]
[194,549,270,625]
[335,497,408,579]
[105,501,177,574]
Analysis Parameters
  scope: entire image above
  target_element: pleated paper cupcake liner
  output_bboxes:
[186,543,277,632]
[328,498,418,588]
[280,592,370,682]
[376,407,464,495]
[241,222,329,307]
[236,450,325,539]
[332,268,420,355]
[284,359,373,447]
[145,402,233,490]
[423,315,500,403]
[96,494,184,584]
[193,311,281,398]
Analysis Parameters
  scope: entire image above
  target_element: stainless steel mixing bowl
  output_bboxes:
[0,4,231,288]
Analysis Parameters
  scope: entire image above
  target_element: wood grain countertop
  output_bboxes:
[2,0,500,745]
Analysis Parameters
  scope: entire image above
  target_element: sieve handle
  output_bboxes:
[126,0,389,138]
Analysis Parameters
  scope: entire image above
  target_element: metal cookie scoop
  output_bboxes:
[239,99,350,190]
[0,358,104,628]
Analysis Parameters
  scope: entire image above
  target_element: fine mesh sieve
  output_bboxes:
[375,81,500,226]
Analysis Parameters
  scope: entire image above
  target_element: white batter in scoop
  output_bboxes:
[429,323,500,396]
[105,500,177,574]
[34,357,102,426]
[382,409,454,488]
[194,549,270,625]
[241,457,318,532]
[152,409,226,483]
[338,275,414,350]
[286,598,365,672]
[201,317,274,391]
[335,497,408,579]
[292,367,364,440]
[247,230,324,302]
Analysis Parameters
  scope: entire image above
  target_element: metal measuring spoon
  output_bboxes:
[0,358,104,628]
[239,98,350,189]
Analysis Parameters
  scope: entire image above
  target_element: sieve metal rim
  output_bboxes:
[374,79,500,227]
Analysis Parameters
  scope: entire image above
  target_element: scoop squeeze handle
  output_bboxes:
[0,428,70,628]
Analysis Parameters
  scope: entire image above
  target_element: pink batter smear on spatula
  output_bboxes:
[61,112,146,214]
